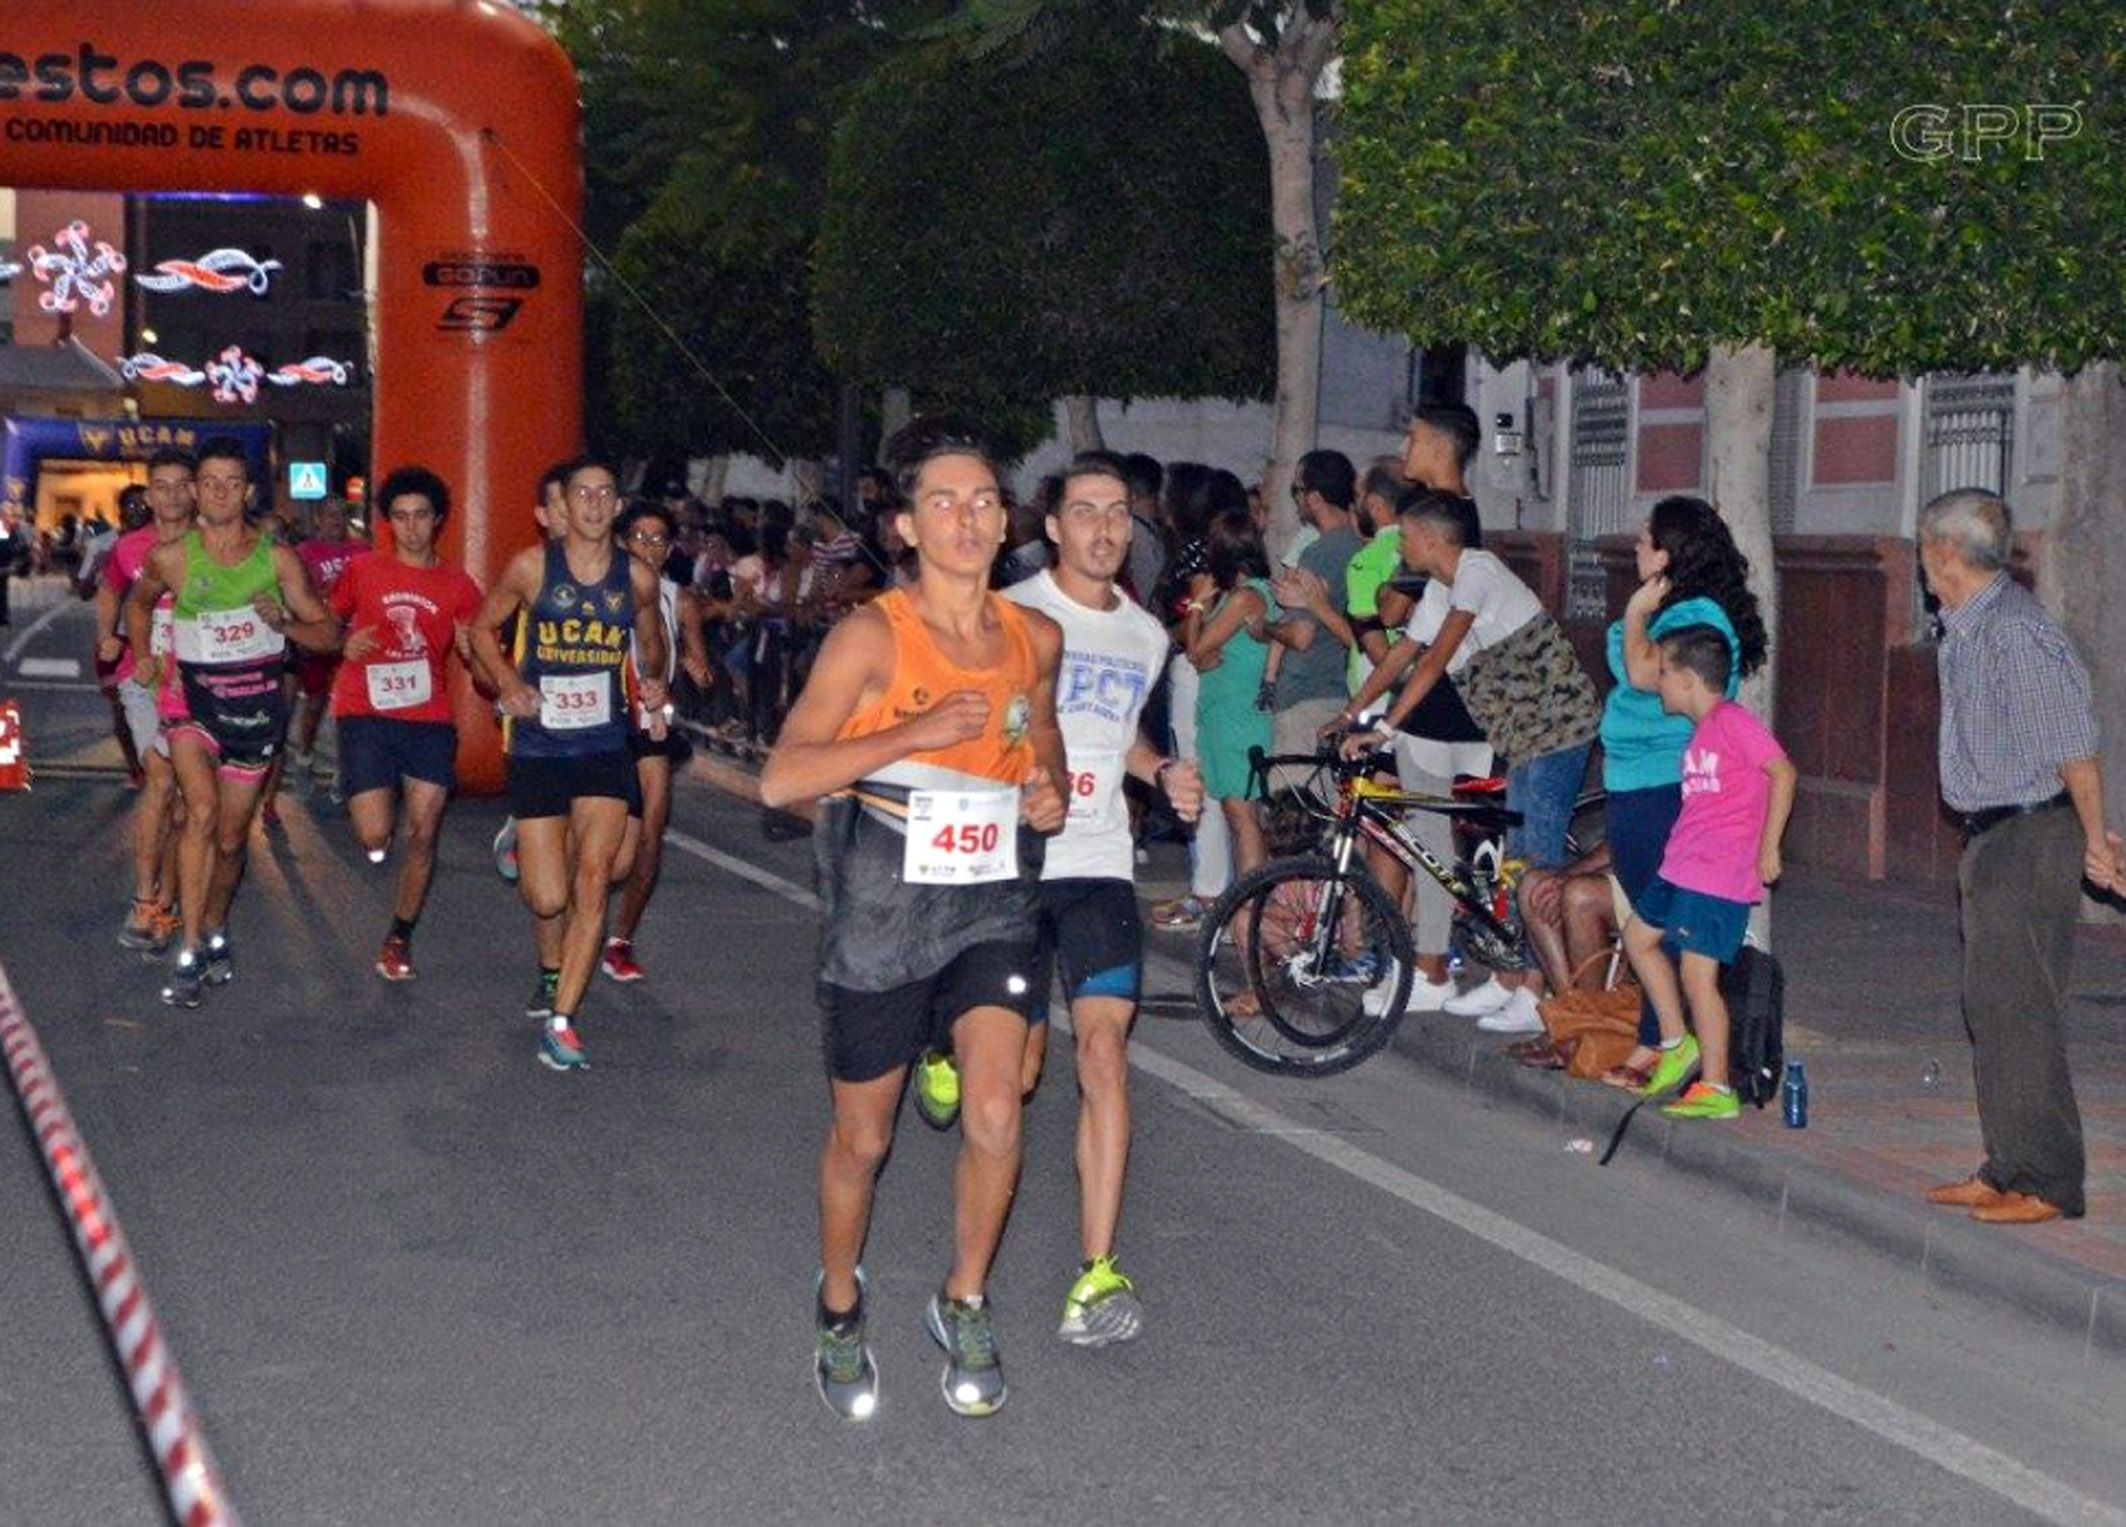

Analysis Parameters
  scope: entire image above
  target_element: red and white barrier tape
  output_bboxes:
[0,965,240,1527]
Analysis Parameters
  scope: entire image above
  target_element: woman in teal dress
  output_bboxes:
[1183,500,1280,882]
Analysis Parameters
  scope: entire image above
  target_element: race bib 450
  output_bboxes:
[903,787,1020,886]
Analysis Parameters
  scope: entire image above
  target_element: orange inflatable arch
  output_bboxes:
[1,0,583,791]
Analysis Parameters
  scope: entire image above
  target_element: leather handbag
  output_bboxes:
[1538,948,1642,1080]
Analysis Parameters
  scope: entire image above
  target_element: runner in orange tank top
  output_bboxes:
[763,418,1065,1422]
[835,587,1040,786]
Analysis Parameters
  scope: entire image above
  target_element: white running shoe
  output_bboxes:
[1404,974,1457,1012]
[1362,963,1459,1017]
[1361,958,1404,1018]
[1443,976,1513,1017]
[1476,987,1546,1034]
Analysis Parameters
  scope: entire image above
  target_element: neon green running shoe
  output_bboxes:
[1638,1034,1701,1098]
[913,1050,961,1131]
[1661,1080,1741,1120]
[1058,1255,1143,1348]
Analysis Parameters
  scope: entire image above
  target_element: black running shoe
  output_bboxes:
[161,948,204,1009]
[525,968,561,1022]
[201,929,234,986]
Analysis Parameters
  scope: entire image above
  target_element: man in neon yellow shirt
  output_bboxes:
[1341,456,1410,692]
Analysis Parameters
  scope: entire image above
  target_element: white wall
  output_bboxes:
[1007,397,1401,497]
[1467,357,1553,533]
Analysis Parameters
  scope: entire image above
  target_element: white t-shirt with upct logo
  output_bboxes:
[1006,570,1171,883]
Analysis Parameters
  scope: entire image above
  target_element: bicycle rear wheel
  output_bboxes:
[1193,856,1416,1077]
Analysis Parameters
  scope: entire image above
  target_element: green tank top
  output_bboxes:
[169,529,287,669]
[172,529,280,619]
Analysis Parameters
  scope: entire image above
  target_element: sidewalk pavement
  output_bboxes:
[1134,853,2126,1357]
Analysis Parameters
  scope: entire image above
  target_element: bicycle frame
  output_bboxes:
[1248,746,1528,970]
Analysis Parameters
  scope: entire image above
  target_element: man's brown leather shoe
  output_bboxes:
[1972,1192,2065,1225]
[1925,1176,2005,1208]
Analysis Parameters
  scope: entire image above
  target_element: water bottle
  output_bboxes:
[1782,1061,1809,1129]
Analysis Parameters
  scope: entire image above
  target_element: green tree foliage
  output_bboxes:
[927,0,1339,543]
[813,27,1274,415]
[1333,0,2126,377]
[540,0,952,461]
[544,0,950,246]
[605,198,841,463]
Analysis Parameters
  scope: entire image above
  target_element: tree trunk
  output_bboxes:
[1259,103,1324,562]
[1062,394,1105,452]
[2048,362,2126,923]
[1704,342,1781,716]
[1704,340,1780,944]
[1220,15,1338,564]
[879,387,912,453]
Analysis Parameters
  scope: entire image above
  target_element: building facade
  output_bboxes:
[1476,356,2062,887]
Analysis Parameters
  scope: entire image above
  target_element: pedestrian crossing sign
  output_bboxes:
[289,461,329,501]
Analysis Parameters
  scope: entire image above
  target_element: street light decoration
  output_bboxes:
[134,249,284,296]
[120,346,354,403]
[119,353,210,386]
[267,357,352,386]
[26,220,127,317]
[203,345,264,405]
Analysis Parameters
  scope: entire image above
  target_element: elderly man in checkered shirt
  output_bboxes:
[1918,489,2126,1225]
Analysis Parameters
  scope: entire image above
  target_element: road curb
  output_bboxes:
[1383,1007,2126,1358]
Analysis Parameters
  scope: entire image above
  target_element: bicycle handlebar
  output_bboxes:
[1245,742,1370,795]
[1245,743,1526,826]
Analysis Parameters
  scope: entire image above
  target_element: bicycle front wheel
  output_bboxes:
[1193,856,1417,1077]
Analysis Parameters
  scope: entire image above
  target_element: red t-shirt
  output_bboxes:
[328,552,483,724]
[299,535,366,600]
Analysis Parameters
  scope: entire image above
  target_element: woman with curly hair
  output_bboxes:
[1592,493,1769,1088]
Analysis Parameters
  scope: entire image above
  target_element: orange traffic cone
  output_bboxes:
[0,699,30,791]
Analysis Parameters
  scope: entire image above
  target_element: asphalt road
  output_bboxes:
[5,589,2126,1525]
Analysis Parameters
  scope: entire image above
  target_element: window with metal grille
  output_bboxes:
[1922,373,2016,502]
[1565,368,1630,619]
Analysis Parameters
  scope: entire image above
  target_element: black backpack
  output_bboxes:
[1720,945,1786,1108]
[1601,942,1787,1163]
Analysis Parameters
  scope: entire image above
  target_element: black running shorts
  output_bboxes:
[817,939,1039,1084]
[339,716,457,797]
[506,750,643,820]
[170,657,288,776]
[1029,878,1144,1024]
[627,725,693,764]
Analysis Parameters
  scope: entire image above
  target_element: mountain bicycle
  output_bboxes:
[1193,740,1580,1077]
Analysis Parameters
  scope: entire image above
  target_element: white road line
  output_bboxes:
[17,657,81,678]
[665,830,2125,1527]
[664,828,821,910]
[2,598,73,666]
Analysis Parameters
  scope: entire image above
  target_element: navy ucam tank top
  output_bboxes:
[508,539,636,758]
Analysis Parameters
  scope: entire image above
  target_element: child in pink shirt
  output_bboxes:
[1625,624,1797,1119]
